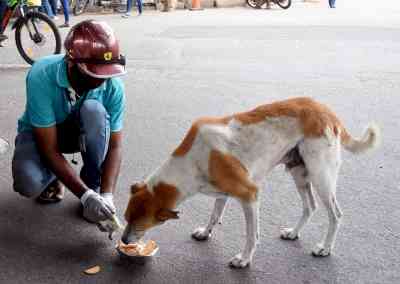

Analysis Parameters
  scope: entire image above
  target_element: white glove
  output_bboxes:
[101,192,116,213]
[81,190,115,223]
[97,193,123,240]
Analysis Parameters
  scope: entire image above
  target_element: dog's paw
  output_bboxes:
[280,228,299,240]
[191,227,211,241]
[312,244,331,257]
[229,253,251,269]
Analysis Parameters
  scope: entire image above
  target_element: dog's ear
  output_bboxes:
[156,209,180,222]
[131,182,146,194]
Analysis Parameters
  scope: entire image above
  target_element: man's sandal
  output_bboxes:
[36,180,65,203]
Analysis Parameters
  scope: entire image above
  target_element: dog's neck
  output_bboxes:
[146,156,201,207]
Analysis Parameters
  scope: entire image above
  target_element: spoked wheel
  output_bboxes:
[275,0,291,9]
[73,0,89,15]
[15,11,61,65]
[246,0,262,8]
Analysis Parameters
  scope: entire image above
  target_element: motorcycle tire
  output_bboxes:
[247,0,261,8]
[276,0,291,9]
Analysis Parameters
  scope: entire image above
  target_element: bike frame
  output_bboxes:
[0,0,20,34]
[1,0,41,41]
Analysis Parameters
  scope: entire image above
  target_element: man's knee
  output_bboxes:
[80,100,109,130]
[79,100,110,152]
[12,169,52,199]
[12,144,54,199]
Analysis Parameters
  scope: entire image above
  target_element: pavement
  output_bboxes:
[0,1,400,284]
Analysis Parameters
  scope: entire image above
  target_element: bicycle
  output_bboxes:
[0,0,62,65]
[247,0,291,10]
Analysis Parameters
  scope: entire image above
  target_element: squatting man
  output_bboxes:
[12,20,126,236]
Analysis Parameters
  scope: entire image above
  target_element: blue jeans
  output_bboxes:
[127,0,142,14]
[329,0,336,8]
[12,100,110,198]
[40,0,55,18]
[48,0,57,15]
[59,0,69,23]
[0,0,7,26]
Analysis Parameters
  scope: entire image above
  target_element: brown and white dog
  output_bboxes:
[121,97,380,268]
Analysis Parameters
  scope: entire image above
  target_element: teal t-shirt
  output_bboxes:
[17,54,125,133]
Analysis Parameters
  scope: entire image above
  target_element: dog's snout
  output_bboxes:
[121,225,132,244]
[121,234,130,244]
[121,224,142,244]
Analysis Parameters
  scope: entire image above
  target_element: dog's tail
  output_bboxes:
[340,123,381,154]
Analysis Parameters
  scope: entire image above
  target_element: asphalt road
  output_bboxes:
[0,3,399,284]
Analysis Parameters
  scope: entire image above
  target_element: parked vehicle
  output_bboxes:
[0,0,61,65]
[68,0,89,15]
[247,0,291,9]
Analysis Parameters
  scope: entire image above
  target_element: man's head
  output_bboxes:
[64,20,126,94]
[121,182,180,244]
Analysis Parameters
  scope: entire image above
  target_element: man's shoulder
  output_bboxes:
[30,54,64,72]
[107,77,124,90]
[28,54,65,81]
[103,77,125,98]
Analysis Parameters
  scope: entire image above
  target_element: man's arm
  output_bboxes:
[100,131,122,195]
[33,126,89,198]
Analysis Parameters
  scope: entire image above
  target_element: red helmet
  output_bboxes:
[64,20,126,78]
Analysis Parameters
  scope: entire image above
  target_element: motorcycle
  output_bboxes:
[247,0,291,10]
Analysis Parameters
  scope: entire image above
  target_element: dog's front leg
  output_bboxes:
[192,197,228,241]
[229,200,259,268]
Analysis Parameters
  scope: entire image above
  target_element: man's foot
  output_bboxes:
[121,12,131,18]
[59,23,70,28]
[36,180,65,203]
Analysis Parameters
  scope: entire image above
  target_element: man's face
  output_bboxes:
[67,62,106,95]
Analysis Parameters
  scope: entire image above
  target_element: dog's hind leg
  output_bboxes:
[229,200,259,268]
[280,165,317,240]
[192,197,228,241]
[300,137,343,257]
[310,172,342,257]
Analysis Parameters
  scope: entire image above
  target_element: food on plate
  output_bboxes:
[117,240,158,256]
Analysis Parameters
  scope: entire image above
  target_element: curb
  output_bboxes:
[0,64,30,70]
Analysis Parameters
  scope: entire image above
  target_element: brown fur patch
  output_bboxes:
[208,150,258,202]
[172,117,232,157]
[234,97,345,138]
[124,182,180,229]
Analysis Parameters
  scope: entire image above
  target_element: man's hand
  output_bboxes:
[101,192,116,213]
[97,193,122,239]
[81,190,116,223]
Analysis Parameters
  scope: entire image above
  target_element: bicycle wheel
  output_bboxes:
[15,11,61,65]
[247,0,261,8]
[275,0,291,9]
[73,0,89,15]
